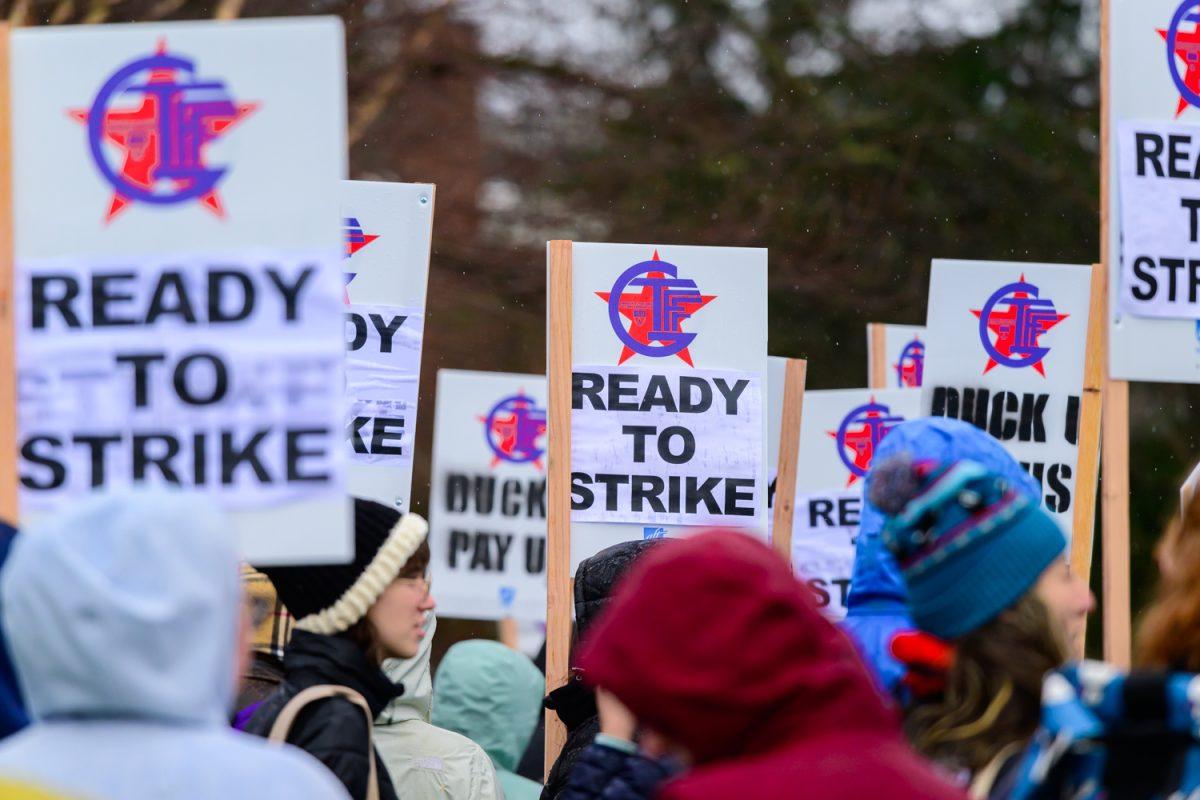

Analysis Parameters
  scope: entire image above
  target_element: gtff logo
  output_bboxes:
[894,338,925,388]
[1161,1,1200,117]
[971,276,1066,377]
[596,251,715,366]
[70,39,257,222]
[480,392,548,470]
[828,400,905,487]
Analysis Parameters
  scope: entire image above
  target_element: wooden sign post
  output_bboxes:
[867,323,888,390]
[1075,262,1108,660]
[0,25,17,523]
[545,240,573,774]
[769,358,807,564]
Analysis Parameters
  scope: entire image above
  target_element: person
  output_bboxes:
[573,530,967,800]
[375,612,502,798]
[869,456,1092,797]
[244,498,434,800]
[542,539,660,799]
[431,639,545,800]
[0,488,348,799]
[842,417,1068,697]
[1141,470,1200,668]
[992,477,1200,799]
[233,566,295,726]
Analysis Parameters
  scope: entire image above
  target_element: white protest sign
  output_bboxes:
[867,324,926,389]
[1107,0,1200,381]
[923,260,1092,537]
[341,181,434,512]
[769,360,922,619]
[12,19,350,564]
[565,242,768,571]
[429,369,547,626]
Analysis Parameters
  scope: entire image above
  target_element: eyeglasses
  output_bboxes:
[396,575,432,600]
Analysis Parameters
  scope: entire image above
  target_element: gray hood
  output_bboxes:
[1,488,241,725]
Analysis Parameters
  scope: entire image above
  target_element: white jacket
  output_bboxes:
[0,489,348,800]
[375,614,503,799]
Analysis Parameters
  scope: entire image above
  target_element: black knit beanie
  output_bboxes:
[257,498,428,635]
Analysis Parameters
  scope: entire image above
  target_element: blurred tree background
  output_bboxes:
[3,0,1193,651]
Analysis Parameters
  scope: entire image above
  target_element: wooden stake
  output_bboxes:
[1070,263,1105,659]
[770,359,807,564]
[544,240,573,777]
[1097,0,1131,668]
[867,323,887,390]
[0,26,18,523]
[497,617,519,651]
[1101,380,1131,667]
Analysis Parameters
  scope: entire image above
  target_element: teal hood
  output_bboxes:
[431,640,543,772]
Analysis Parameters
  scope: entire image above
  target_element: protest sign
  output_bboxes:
[544,239,768,767]
[1106,0,1200,382]
[866,323,926,389]
[8,18,349,564]
[780,382,922,619]
[429,369,547,627]
[560,242,769,568]
[923,260,1096,542]
[341,180,434,513]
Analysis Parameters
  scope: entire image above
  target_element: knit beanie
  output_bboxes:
[257,499,428,636]
[869,457,1065,641]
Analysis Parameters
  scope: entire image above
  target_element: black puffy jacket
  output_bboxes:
[542,539,660,800]
[244,630,403,800]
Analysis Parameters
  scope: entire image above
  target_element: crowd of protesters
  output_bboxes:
[0,420,1198,799]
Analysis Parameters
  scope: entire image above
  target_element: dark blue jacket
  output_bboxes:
[0,521,29,739]
[841,417,1040,696]
[559,740,672,800]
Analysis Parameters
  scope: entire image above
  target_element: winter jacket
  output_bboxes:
[558,738,672,800]
[543,540,661,800]
[515,642,547,782]
[245,630,401,800]
[0,522,27,741]
[0,489,348,800]
[843,417,1041,696]
[432,640,545,800]
[578,530,967,800]
[1004,662,1200,800]
[375,613,501,799]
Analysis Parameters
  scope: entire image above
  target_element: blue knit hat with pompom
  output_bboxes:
[869,456,1065,640]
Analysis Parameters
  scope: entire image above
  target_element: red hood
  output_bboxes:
[577,530,899,765]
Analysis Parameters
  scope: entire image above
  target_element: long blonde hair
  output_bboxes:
[905,593,1066,775]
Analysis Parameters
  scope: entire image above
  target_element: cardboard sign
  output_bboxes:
[562,242,768,571]
[1106,0,1200,381]
[341,181,434,513]
[11,19,349,564]
[923,260,1093,537]
[867,323,926,389]
[767,359,922,619]
[428,369,547,626]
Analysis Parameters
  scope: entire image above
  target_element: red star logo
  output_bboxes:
[971,274,1067,377]
[1160,23,1200,117]
[477,392,547,470]
[346,233,378,258]
[828,399,892,488]
[68,38,257,222]
[595,251,716,366]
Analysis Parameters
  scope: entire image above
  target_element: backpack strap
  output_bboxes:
[267,684,380,800]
